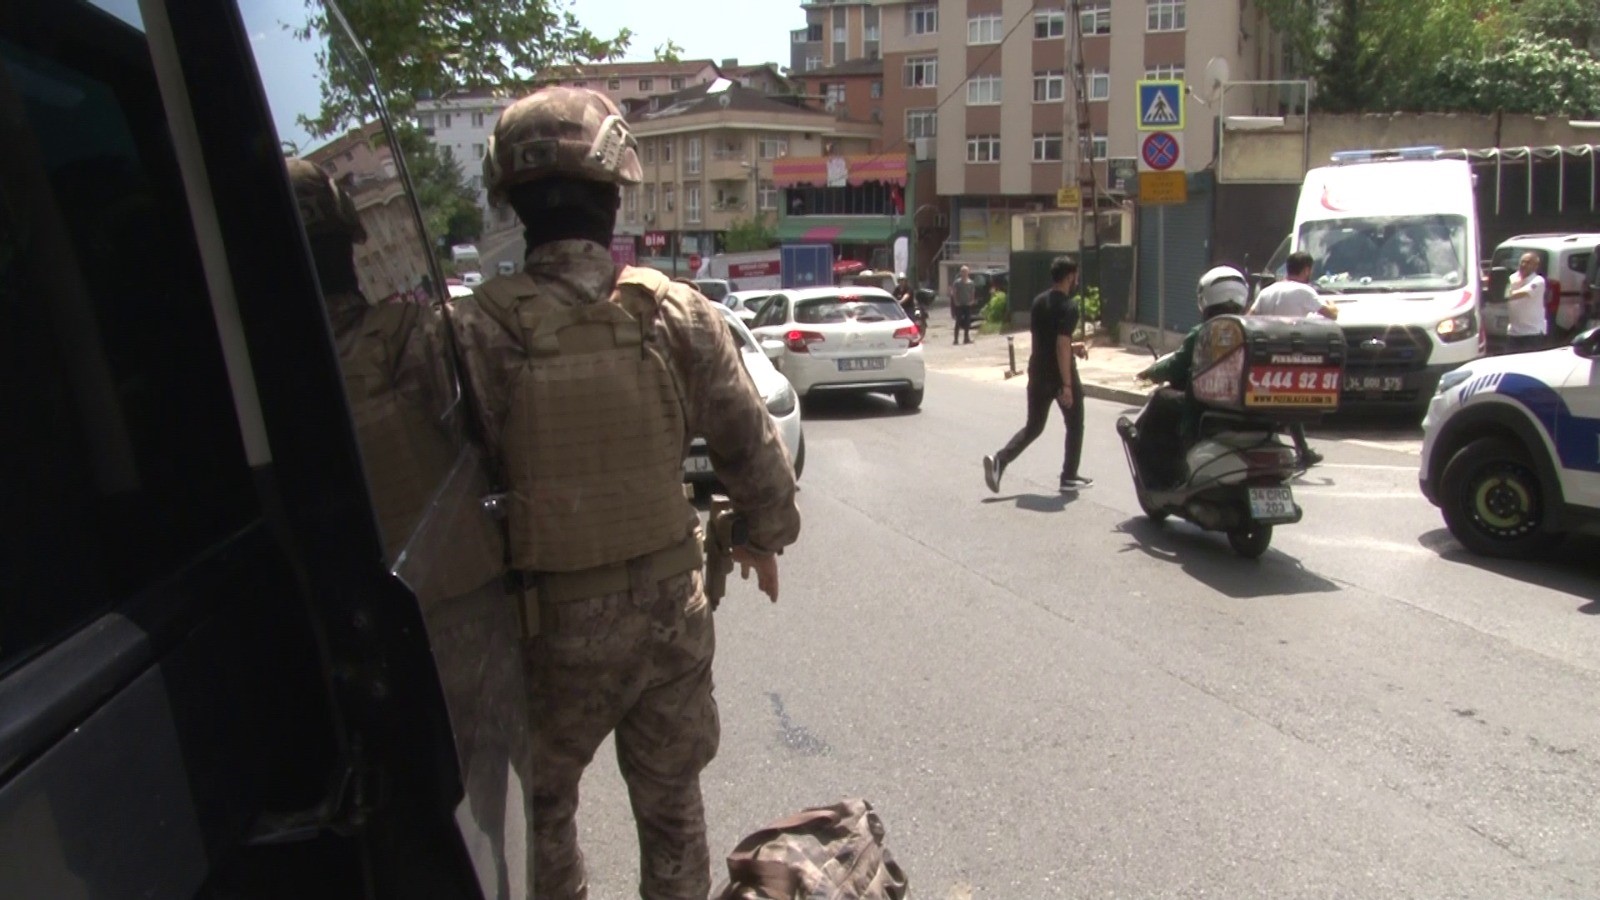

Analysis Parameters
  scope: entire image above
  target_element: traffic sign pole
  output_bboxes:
[1157,206,1166,340]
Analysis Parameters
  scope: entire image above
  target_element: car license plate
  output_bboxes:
[1248,486,1295,521]
[684,456,713,475]
[1343,375,1403,392]
[837,357,887,372]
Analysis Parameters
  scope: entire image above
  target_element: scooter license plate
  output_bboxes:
[1248,486,1295,521]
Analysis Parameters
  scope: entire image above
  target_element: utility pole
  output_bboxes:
[1064,1,1101,336]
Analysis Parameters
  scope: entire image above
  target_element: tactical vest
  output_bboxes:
[337,300,459,563]
[474,266,693,574]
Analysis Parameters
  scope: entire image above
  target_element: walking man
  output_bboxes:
[951,265,977,344]
[984,255,1092,494]
[1506,251,1549,353]
[1246,250,1334,467]
[448,86,801,899]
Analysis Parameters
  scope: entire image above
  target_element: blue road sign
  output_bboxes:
[1136,80,1184,131]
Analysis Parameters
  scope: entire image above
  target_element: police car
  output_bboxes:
[1420,327,1600,556]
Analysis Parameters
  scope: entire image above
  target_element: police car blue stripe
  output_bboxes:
[1494,373,1600,474]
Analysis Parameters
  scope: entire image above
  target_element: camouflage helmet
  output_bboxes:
[483,86,643,204]
[285,157,367,244]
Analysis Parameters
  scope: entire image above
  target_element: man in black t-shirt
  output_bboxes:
[983,255,1091,494]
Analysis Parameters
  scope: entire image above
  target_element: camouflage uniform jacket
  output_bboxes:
[448,239,801,554]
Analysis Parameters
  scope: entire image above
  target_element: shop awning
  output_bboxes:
[772,154,908,188]
[775,217,899,244]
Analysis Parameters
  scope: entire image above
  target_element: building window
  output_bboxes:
[625,186,639,220]
[671,76,686,90]
[968,14,1003,45]
[758,136,788,159]
[686,185,702,223]
[686,137,701,175]
[1089,70,1110,101]
[609,78,621,90]
[1145,64,1186,80]
[967,135,1001,163]
[645,184,656,213]
[904,56,937,88]
[440,112,452,128]
[865,24,881,42]
[1091,133,1108,159]
[471,111,485,128]
[572,81,587,89]
[639,77,654,91]
[967,75,1002,105]
[758,180,778,211]
[805,55,822,71]
[1080,3,1111,35]
[906,108,937,140]
[1034,10,1066,39]
[643,140,655,164]
[1033,70,1065,103]
[664,184,675,212]
[662,139,674,163]
[1033,133,1064,162]
[472,142,485,160]
[825,84,847,109]
[1147,0,1186,32]
[417,112,435,128]
[909,4,938,35]
[871,80,883,99]
[807,22,823,41]
[832,26,846,43]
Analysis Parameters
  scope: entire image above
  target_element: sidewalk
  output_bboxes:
[919,313,1159,405]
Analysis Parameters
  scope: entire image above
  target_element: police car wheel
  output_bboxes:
[1440,436,1560,558]
[895,387,924,412]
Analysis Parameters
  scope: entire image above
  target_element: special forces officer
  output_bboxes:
[447,87,801,899]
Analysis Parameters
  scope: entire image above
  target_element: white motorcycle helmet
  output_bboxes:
[1196,266,1249,315]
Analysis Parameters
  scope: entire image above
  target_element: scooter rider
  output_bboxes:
[1131,266,1250,486]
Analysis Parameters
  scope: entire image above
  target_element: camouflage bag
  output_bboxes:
[713,799,908,900]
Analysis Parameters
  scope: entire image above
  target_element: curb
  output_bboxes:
[1082,382,1151,407]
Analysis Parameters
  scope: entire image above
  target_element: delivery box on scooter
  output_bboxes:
[1190,315,1347,416]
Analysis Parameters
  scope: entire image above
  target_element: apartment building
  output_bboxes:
[539,59,724,106]
[621,81,879,260]
[790,0,884,72]
[874,0,1279,267]
[414,91,516,229]
[791,58,887,137]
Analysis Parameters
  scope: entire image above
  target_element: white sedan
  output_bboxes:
[745,286,926,411]
[684,303,805,486]
[724,289,777,326]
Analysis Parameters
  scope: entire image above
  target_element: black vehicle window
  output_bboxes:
[0,9,257,677]
[243,2,467,568]
[1567,252,1590,275]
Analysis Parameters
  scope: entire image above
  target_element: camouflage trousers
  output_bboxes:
[525,567,720,900]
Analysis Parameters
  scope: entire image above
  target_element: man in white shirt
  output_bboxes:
[1506,251,1548,353]
[1247,251,1336,467]
[1249,251,1339,320]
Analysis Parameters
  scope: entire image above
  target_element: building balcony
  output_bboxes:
[706,157,756,183]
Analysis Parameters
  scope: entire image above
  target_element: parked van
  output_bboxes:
[1292,147,1485,411]
[1487,233,1600,341]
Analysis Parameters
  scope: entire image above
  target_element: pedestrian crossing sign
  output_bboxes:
[1137,80,1184,131]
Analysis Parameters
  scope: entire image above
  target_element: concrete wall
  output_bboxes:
[1222,112,1600,183]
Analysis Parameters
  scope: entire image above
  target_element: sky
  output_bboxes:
[573,0,796,67]
[93,0,802,155]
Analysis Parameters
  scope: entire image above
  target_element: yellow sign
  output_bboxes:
[1055,186,1082,209]
[1138,171,1187,205]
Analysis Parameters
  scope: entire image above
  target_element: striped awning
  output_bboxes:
[774,217,898,244]
[771,154,908,188]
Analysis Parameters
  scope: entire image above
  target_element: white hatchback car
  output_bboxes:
[745,286,926,411]
[684,304,805,486]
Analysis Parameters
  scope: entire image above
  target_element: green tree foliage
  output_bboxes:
[722,213,776,253]
[1418,36,1600,117]
[296,0,633,135]
[1513,0,1600,51]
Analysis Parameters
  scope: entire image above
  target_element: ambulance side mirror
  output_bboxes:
[1573,327,1600,359]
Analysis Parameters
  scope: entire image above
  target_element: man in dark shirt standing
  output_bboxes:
[984,255,1092,494]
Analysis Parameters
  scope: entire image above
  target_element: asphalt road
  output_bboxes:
[566,370,1599,899]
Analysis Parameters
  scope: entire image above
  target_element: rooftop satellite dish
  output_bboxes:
[718,93,731,108]
[1203,57,1231,104]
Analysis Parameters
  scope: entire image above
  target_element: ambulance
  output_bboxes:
[1291,147,1486,413]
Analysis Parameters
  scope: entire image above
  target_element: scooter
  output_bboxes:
[1116,332,1306,559]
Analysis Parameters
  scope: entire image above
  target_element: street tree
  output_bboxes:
[722,213,777,253]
